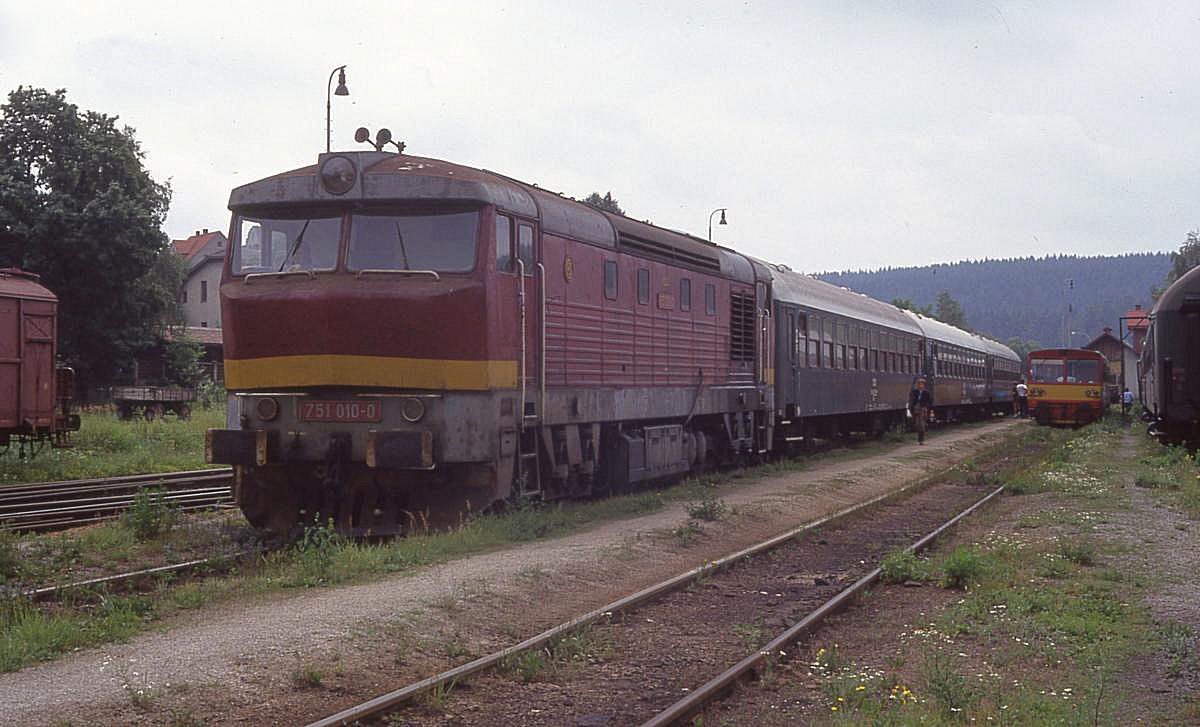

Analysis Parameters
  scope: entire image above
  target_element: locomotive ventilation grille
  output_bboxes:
[730,291,756,363]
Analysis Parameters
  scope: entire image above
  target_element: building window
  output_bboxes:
[604,260,618,300]
[496,214,513,273]
[637,268,650,305]
[200,321,207,327]
[181,289,187,304]
[200,280,208,303]
[680,278,691,311]
[705,284,716,315]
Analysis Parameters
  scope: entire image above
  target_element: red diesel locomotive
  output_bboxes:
[207,144,1020,535]
[207,150,770,534]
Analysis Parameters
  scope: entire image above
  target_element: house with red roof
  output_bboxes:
[172,228,226,330]
[1123,304,1149,354]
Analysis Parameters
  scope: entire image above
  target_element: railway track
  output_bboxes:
[0,468,234,532]
[304,464,1007,727]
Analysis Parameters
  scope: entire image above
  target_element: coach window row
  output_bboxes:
[787,313,921,374]
[935,347,987,379]
[601,261,716,316]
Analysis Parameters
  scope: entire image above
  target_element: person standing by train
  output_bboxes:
[1015,380,1029,418]
[1122,387,1133,415]
[909,377,933,444]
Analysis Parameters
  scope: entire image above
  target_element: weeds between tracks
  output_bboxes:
[735,413,1200,726]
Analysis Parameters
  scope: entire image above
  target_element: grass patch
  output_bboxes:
[0,405,228,485]
[937,546,987,589]
[122,487,179,542]
[879,549,927,584]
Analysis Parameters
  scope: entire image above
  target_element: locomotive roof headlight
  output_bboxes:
[319,155,356,195]
[256,397,280,422]
[400,397,426,423]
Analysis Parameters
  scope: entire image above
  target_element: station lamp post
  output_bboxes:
[326,65,350,153]
[708,208,727,241]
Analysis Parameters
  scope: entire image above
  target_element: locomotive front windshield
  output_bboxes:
[233,214,341,274]
[346,211,479,272]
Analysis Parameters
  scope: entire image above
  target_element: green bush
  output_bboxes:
[880,549,926,584]
[121,487,177,542]
[287,518,343,587]
[685,494,728,522]
[939,546,985,589]
[1057,536,1097,566]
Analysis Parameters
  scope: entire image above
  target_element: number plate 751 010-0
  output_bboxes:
[298,399,382,422]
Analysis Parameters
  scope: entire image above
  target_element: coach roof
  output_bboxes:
[766,265,923,334]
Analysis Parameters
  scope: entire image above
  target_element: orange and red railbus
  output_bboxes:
[1026,348,1107,426]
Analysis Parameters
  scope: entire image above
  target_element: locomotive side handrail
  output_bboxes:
[354,269,440,281]
[517,259,527,427]
[538,261,546,419]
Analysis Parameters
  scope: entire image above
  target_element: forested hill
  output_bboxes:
[817,253,1169,348]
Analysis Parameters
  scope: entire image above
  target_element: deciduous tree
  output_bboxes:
[0,87,180,388]
[581,191,624,215]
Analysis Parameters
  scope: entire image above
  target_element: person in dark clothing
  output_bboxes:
[909,377,933,444]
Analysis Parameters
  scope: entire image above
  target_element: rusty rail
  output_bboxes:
[641,483,1006,726]
[0,468,234,531]
[304,459,982,727]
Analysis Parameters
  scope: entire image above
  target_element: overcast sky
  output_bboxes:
[1,1,1196,272]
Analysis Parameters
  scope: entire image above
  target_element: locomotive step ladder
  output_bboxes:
[516,427,542,496]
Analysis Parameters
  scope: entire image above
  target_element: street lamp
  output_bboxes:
[708,208,727,241]
[326,65,350,153]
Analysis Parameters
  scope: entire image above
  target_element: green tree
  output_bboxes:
[1004,336,1041,362]
[1155,230,1200,299]
[934,290,968,329]
[163,332,204,387]
[581,191,624,215]
[0,87,178,388]
[891,298,933,316]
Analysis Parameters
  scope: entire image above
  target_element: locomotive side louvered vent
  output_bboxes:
[618,234,722,272]
[730,291,756,362]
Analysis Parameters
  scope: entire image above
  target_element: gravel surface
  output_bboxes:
[0,420,1019,726]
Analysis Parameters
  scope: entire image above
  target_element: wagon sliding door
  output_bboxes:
[0,298,19,429]
[21,303,55,428]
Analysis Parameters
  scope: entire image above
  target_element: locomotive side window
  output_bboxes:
[638,268,650,305]
[496,214,513,273]
[517,223,534,275]
[705,284,716,315]
[234,214,341,274]
[680,278,691,311]
[604,260,618,300]
[347,211,480,272]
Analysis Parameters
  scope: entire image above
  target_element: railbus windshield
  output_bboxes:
[1030,358,1065,383]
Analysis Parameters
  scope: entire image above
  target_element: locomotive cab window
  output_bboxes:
[347,209,481,272]
[234,213,341,274]
[517,223,535,275]
[637,268,650,305]
[705,284,716,315]
[495,214,513,272]
[604,260,618,300]
[680,278,691,311]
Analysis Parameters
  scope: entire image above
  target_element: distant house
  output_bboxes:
[1083,327,1137,391]
[172,229,226,330]
[1123,304,1149,354]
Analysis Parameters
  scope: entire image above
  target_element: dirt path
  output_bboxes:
[0,420,1021,726]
